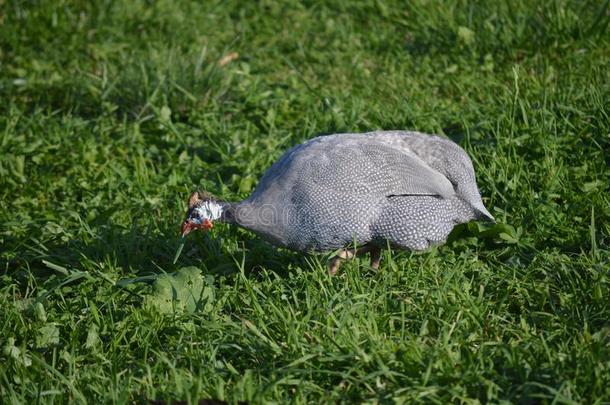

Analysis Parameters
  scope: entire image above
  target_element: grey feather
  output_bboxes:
[225,130,493,253]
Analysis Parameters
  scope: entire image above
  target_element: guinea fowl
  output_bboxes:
[181,130,494,274]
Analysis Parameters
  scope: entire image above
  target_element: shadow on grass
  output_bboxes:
[3,220,308,286]
[6,209,581,287]
[2,218,528,285]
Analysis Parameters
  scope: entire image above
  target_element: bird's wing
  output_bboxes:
[303,142,456,198]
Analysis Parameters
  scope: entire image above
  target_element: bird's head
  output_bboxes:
[181,191,225,237]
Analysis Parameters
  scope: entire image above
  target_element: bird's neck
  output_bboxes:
[216,201,239,225]
[214,200,290,248]
[219,201,267,230]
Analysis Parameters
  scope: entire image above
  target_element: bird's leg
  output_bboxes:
[369,246,382,270]
[328,257,342,275]
[328,245,373,275]
[328,249,355,275]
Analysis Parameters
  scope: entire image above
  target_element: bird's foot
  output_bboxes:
[328,256,343,275]
[328,245,380,275]
[370,246,382,270]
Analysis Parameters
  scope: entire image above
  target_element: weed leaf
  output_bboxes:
[144,267,214,314]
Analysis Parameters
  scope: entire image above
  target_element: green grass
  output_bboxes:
[1,0,609,403]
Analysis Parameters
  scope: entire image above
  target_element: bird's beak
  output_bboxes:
[181,219,213,237]
[181,220,193,238]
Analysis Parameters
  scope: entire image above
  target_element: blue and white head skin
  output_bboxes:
[181,191,226,237]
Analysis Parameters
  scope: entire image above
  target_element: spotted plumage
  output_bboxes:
[182,130,494,273]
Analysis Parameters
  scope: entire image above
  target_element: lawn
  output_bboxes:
[1,0,609,403]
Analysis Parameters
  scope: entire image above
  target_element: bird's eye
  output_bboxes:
[187,209,201,224]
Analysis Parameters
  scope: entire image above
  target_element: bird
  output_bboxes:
[181,130,494,274]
